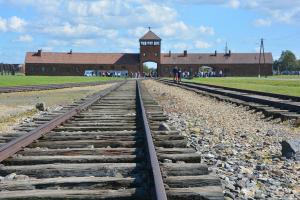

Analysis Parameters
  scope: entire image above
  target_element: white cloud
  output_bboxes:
[41,46,54,52]
[0,17,7,31]
[254,18,272,27]
[199,26,215,35]
[1,1,218,53]
[48,39,69,46]
[175,0,300,24]
[43,22,118,39]
[68,1,89,17]
[142,4,177,25]
[128,27,147,38]
[8,16,27,31]
[159,21,189,37]
[0,16,26,32]
[117,37,137,48]
[73,39,95,47]
[244,1,300,24]
[173,43,190,50]
[195,40,212,48]
[227,0,240,9]
[16,34,33,42]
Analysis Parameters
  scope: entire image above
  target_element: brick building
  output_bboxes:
[25,30,273,76]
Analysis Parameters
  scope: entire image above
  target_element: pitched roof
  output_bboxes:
[140,30,161,40]
[25,51,273,66]
[161,53,273,65]
[25,52,140,65]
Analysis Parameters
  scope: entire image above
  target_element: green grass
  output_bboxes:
[0,76,123,87]
[269,75,300,79]
[185,77,300,96]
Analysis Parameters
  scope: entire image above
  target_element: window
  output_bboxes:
[143,53,146,57]
[140,41,147,46]
[41,66,45,72]
[154,41,160,45]
[146,41,153,45]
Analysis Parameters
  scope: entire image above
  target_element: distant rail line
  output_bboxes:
[0,80,121,93]
[158,79,300,126]
[0,80,223,199]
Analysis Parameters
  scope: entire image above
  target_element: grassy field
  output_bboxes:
[0,76,123,87]
[269,75,300,79]
[186,77,300,96]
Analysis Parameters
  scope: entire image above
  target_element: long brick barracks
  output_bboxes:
[25,30,273,76]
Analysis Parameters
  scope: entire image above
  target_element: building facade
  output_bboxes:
[25,30,273,76]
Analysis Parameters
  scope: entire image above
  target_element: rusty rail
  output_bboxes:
[0,81,125,162]
[0,80,123,93]
[136,80,167,200]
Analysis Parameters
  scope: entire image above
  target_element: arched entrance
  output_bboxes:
[143,61,158,78]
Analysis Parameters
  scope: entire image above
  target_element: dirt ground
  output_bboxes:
[0,83,115,133]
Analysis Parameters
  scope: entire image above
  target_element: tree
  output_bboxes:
[143,64,150,74]
[296,60,300,71]
[278,50,297,71]
[273,60,282,74]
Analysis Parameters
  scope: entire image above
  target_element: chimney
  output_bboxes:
[37,49,42,56]
[183,50,187,57]
[214,50,217,56]
[68,49,73,54]
[228,50,231,56]
[169,50,171,57]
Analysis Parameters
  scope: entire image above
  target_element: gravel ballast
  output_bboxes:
[0,83,115,134]
[143,80,299,200]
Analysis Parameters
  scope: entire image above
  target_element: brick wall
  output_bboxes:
[25,63,140,76]
[159,64,273,77]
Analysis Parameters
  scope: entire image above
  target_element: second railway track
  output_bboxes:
[0,80,223,200]
[159,79,300,125]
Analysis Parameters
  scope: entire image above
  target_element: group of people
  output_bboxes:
[172,66,182,83]
[129,72,141,78]
[172,66,225,82]
[197,70,223,77]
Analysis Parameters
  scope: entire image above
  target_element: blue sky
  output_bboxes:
[0,0,300,63]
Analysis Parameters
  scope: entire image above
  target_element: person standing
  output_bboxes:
[178,68,182,82]
[172,66,178,82]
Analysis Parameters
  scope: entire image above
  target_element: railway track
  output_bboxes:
[0,80,121,93]
[158,79,300,126]
[0,80,223,199]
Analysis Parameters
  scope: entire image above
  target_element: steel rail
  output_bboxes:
[159,79,300,112]
[0,81,125,162]
[136,80,168,200]
[0,80,123,93]
[159,78,300,102]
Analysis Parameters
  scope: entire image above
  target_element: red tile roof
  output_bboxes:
[25,52,140,65]
[160,53,273,65]
[25,51,273,66]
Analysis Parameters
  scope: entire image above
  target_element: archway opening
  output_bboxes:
[143,61,158,78]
